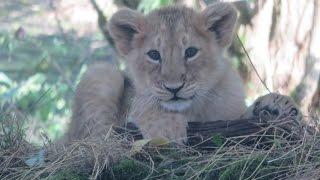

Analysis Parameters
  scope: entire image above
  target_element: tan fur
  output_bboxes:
[67,3,302,143]
[67,63,124,141]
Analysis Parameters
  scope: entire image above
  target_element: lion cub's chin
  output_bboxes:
[160,99,192,112]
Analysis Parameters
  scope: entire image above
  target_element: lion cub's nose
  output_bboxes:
[164,83,184,94]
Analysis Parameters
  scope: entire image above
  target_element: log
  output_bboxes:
[114,111,315,150]
[114,117,295,149]
[186,118,269,148]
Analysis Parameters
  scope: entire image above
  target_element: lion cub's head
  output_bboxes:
[109,3,237,112]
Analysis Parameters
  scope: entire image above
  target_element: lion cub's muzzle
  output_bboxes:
[163,82,184,98]
[159,82,194,112]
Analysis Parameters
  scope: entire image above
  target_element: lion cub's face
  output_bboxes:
[109,3,237,112]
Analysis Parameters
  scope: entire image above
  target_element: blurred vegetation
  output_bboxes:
[0,31,115,142]
[0,0,116,143]
[138,0,174,13]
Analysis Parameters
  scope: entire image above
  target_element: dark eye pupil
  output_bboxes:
[185,47,198,59]
[147,50,161,61]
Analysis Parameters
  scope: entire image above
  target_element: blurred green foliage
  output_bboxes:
[0,30,110,142]
[138,0,174,13]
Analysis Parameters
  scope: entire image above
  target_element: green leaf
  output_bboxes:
[149,137,170,146]
[130,139,151,155]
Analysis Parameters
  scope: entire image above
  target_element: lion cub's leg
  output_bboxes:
[129,108,188,144]
[67,62,124,141]
[243,93,304,133]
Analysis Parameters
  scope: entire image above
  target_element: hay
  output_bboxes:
[0,111,132,180]
[1,110,320,180]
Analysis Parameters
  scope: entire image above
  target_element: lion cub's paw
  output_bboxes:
[251,93,302,125]
[145,121,188,145]
[133,113,188,145]
[165,128,187,145]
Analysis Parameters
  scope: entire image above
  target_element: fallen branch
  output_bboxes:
[115,116,309,149]
[186,118,268,147]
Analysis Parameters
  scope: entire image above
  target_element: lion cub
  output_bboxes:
[67,3,302,143]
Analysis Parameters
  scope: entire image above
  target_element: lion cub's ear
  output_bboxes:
[201,3,237,47]
[109,9,145,55]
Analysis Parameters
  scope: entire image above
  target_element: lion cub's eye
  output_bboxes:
[147,50,161,62]
[185,47,198,59]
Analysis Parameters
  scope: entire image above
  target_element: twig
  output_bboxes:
[236,34,271,93]
[89,0,115,48]
[48,0,69,43]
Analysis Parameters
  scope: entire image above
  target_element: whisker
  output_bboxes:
[196,90,216,105]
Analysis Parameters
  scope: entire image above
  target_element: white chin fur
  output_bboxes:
[160,100,192,112]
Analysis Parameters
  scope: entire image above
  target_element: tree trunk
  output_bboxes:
[235,0,319,115]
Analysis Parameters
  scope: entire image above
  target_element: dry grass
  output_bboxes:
[1,110,320,180]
